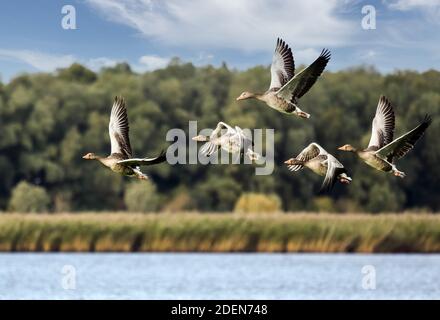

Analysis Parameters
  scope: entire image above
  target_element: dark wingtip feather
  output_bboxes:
[156,149,167,163]
[320,48,331,61]
[423,114,433,127]
[114,95,125,106]
[379,95,388,103]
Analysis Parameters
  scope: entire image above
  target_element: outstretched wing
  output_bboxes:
[109,96,132,158]
[376,115,432,162]
[367,95,395,149]
[321,154,346,193]
[276,49,330,102]
[269,38,295,90]
[117,150,167,166]
[199,142,220,157]
[235,125,259,160]
[287,142,324,171]
[200,122,234,156]
[211,122,234,139]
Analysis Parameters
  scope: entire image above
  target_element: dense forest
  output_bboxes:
[0,59,439,213]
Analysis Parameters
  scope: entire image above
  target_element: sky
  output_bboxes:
[0,0,439,81]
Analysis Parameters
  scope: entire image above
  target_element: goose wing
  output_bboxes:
[367,96,395,149]
[236,125,253,152]
[276,49,330,102]
[117,150,167,166]
[200,122,233,156]
[235,126,261,160]
[287,142,324,171]
[109,96,132,158]
[375,115,432,162]
[321,153,346,193]
[212,122,234,138]
[269,38,295,90]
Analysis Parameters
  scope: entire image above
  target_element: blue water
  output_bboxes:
[0,253,439,299]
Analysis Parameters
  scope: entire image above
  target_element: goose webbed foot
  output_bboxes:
[297,111,311,119]
[392,169,406,178]
[292,106,310,119]
[132,167,149,181]
[137,174,149,181]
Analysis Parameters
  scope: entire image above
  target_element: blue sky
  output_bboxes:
[0,0,440,81]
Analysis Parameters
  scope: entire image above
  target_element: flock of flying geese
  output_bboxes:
[83,38,432,192]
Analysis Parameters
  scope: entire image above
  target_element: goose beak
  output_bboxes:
[337,146,344,151]
[284,159,293,165]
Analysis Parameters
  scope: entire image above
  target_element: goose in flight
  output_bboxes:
[192,122,260,161]
[236,38,331,118]
[338,95,432,178]
[82,96,166,180]
[284,143,352,192]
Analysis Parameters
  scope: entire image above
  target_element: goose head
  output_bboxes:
[338,144,357,152]
[236,91,255,101]
[82,152,99,160]
[192,135,209,142]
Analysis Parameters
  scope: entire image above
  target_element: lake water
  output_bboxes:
[0,253,439,299]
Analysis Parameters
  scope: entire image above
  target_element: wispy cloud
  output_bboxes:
[0,49,75,72]
[138,55,170,70]
[0,49,170,74]
[85,0,355,52]
[385,0,440,10]
[86,57,121,70]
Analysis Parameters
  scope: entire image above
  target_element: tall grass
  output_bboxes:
[1,213,440,253]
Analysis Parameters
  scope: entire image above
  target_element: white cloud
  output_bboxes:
[386,0,440,10]
[138,55,170,70]
[86,57,121,70]
[294,48,322,64]
[0,48,171,75]
[85,0,354,52]
[0,49,75,71]
[359,49,379,61]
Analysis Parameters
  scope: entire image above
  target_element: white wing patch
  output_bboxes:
[368,96,395,149]
[269,38,294,90]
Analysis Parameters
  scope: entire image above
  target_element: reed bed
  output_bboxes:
[1,213,440,253]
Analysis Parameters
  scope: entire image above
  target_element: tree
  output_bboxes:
[8,181,50,213]
[124,181,161,212]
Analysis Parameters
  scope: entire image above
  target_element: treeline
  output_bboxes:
[0,60,439,212]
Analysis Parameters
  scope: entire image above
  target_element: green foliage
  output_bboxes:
[124,181,160,212]
[234,192,282,213]
[0,63,439,212]
[58,63,97,83]
[312,196,337,213]
[8,181,50,213]
[366,184,403,213]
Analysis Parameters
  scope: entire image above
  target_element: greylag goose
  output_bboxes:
[285,143,352,192]
[192,122,260,161]
[82,96,166,180]
[338,95,432,178]
[236,38,331,118]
